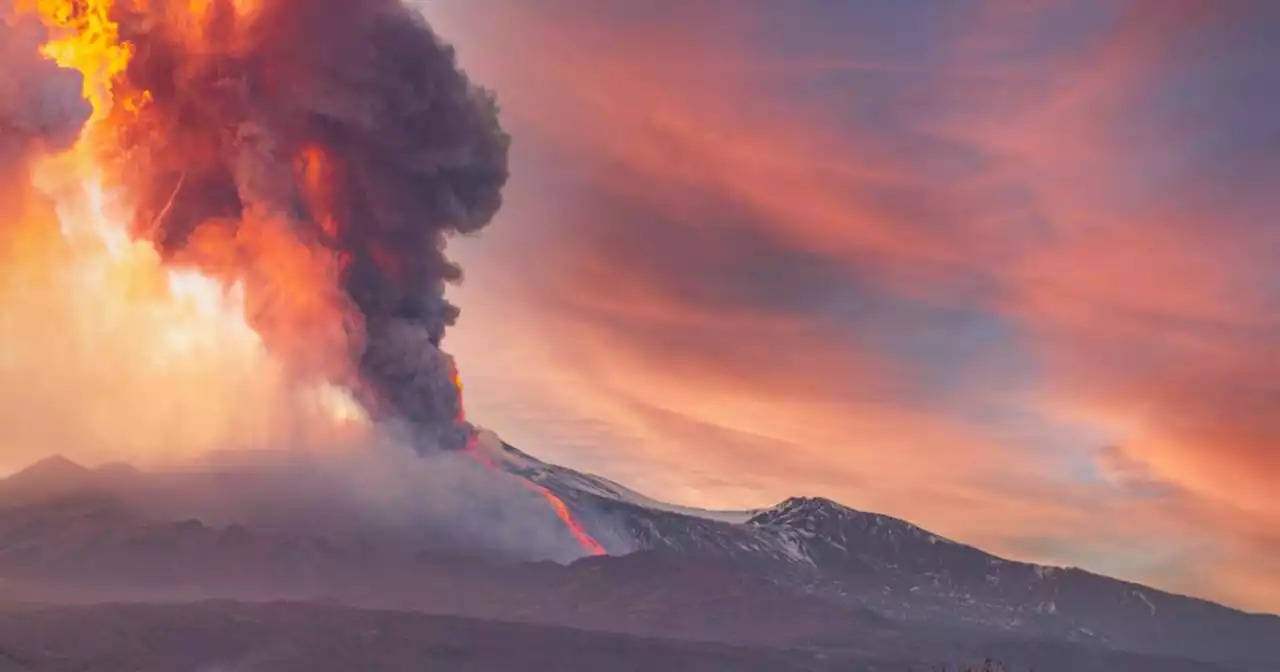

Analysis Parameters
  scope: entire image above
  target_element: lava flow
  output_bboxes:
[453,366,607,556]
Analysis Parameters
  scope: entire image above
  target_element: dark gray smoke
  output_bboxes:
[0,11,91,179]
[101,0,509,447]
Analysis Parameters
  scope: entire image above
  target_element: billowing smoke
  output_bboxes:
[95,0,509,449]
[0,10,91,179]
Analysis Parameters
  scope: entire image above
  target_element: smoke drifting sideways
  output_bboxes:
[97,0,510,451]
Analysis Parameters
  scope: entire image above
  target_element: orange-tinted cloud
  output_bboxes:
[430,0,1280,612]
[950,0,1280,541]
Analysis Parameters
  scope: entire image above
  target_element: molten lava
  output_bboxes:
[453,364,606,556]
[529,482,608,556]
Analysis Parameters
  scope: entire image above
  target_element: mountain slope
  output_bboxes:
[488,441,1280,670]
[0,449,1276,671]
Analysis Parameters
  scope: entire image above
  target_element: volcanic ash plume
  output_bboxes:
[86,0,510,449]
[8,0,606,558]
[0,11,90,179]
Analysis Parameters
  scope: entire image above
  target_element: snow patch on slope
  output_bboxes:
[473,431,756,524]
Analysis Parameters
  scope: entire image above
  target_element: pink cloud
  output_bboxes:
[435,0,1280,611]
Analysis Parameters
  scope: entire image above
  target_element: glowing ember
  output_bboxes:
[452,366,467,424]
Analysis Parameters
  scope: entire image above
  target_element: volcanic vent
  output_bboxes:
[13,0,605,556]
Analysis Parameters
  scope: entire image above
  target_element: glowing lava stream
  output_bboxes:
[454,369,607,556]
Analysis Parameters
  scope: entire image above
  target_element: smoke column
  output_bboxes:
[87,0,509,449]
[11,0,606,556]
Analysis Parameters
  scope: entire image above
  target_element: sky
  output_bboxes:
[406,0,1280,614]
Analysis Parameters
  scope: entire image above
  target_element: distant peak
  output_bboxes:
[765,496,849,516]
[747,495,961,548]
[1,455,96,501]
[746,496,853,527]
[10,454,89,479]
[776,496,842,510]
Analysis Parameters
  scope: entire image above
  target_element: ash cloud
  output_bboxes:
[0,10,91,178]
[102,0,509,444]
[14,432,593,565]
[186,432,591,563]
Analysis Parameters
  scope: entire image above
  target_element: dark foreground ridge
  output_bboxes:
[0,601,871,672]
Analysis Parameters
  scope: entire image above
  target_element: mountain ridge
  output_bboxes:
[491,440,1279,669]
[0,449,1274,671]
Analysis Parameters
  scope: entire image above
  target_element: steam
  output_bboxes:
[98,0,509,447]
[163,430,592,563]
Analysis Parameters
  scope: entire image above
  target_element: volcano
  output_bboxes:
[0,446,1274,672]
[1,2,1276,670]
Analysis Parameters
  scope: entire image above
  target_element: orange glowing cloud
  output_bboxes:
[0,1,367,472]
[433,0,1280,611]
[0,178,356,471]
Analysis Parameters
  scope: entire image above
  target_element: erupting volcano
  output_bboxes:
[4,0,605,556]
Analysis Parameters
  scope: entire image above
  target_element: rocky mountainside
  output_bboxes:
[0,449,1274,672]
[503,442,1280,670]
